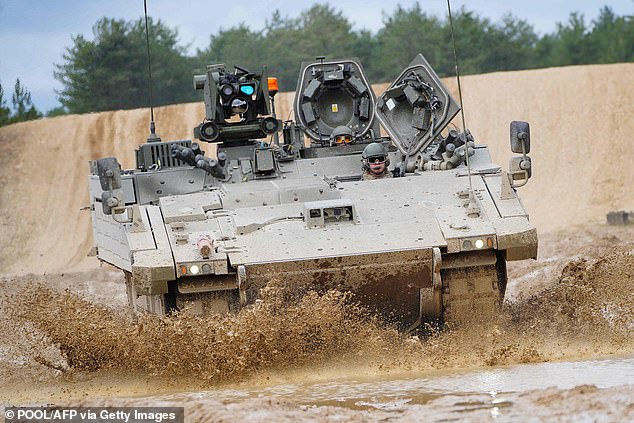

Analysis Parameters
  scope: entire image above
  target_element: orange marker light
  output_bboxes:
[180,265,187,275]
[267,77,279,96]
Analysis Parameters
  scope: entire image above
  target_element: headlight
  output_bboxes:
[460,237,495,251]
[190,265,200,275]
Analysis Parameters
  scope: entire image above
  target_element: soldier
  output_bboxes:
[330,125,354,146]
[361,142,392,180]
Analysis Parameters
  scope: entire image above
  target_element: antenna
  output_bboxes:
[315,56,326,145]
[447,0,479,216]
[144,0,160,143]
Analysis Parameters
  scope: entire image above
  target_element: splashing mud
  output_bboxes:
[7,285,409,382]
[511,248,634,336]
[5,243,633,393]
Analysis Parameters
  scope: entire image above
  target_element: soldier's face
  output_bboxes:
[368,156,386,175]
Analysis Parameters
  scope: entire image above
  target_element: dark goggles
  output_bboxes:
[367,155,386,164]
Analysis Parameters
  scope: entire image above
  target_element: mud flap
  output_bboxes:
[175,274,241,315]
[124,271,167,315]
[440,250,503,325]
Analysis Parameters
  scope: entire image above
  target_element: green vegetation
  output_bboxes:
[0,83,10,126]
[2,3,632,123]
[195,4,634,89]
[54,17,195,113]
[0,79,42,126]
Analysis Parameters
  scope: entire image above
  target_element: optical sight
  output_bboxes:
[193,64,281,144]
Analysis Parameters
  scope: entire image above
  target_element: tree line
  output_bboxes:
[1,3,632,124]
[0,79,42,126]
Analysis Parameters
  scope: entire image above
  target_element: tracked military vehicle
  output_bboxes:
[89,54,537,328]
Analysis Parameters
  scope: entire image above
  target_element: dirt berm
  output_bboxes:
[1,63,633,275]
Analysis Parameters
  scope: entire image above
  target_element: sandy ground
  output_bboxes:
[1,63,634,421]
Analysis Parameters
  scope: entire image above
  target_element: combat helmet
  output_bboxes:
[362,142,389,168]
[330,125,354,146]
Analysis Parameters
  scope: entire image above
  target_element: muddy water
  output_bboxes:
[53,356,633,422]
[181,356,634,410]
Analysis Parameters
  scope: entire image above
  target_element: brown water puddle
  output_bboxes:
[149,356,634,412]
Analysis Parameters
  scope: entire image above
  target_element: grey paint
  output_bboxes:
[87,54,537,325]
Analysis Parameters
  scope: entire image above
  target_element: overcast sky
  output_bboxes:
[0,0,631,111]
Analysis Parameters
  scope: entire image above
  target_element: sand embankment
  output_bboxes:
[1,63,632,275]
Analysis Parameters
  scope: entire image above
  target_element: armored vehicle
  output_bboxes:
[89,54,536,328]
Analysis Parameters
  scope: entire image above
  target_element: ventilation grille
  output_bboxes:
[136,139,192,170]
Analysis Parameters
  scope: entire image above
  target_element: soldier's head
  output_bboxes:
[362,142,389,175]
[330,125,354,146]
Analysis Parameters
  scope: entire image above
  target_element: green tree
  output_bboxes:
[259,10,304,91]
[441,7,500,75]
[369,5,538,81]
[197,25,264,72]
[294,4,361,59]
[350,29,377,73]
[275,4,366,89]
[481,14,539,71]
[46,106,68,117]
[587,6,634,63]
[55,17,195,113]
[0,82,11,126]
[11,78,41,122]
[52,4,634,113]
[544,13,591,66]
[371,4,443,82]
[535,7,634,68]
[197,5,365,91]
